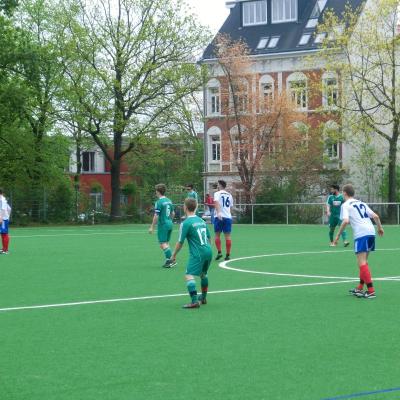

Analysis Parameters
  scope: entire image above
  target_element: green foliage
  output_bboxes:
[47,180,74,222]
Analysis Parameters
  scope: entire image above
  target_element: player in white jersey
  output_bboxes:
[0,188,11,254]
[213,180,233,261]
[334,184,384,299]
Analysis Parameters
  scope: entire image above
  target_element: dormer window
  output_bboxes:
[243,1,268,26]
[272,0,297,24]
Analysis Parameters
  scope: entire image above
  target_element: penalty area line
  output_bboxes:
[0,279,357,314]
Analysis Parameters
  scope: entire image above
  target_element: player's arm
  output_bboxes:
[370,211,384,237]
[326,198,331,217]
[171,242,183,261]
[171,224,186,261]
[214,196,222,220]
[334,218,349,244]
[149,213,159,234]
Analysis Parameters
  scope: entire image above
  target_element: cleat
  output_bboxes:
[0,250,8,255]
[362,291,376,299]
[224,255,230,261]
[344,241,350,247]
[163,259,177,268]
[198,294,207,305]
[329,242,336,247]
[349,288,364,296]
[215,253,223,261]
[182,302,200,309]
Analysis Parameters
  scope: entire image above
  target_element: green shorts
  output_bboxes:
[329,216,341,228]
[186,251,212,276]
[157,224,172,243]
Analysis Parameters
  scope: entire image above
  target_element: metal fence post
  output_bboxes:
[398,204,399,225]
[251,204,254,225]
[286,204,289,225]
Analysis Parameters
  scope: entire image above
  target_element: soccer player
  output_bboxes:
[213,179,233,261]
[333,184,384,299]
[326,184,350,247]
[148,184,176,268]
[185,184,198,202]
[0,188,11,254]
[171,198,212,309]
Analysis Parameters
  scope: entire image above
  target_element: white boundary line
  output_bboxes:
[219,248,400,280]
[11,231,148,238]
[0,279,358,313]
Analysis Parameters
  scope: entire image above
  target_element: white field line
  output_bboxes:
[0,279,358,313]
[11,231,148,238]
[219,248,400,280]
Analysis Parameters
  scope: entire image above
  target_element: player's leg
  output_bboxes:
[198,255,212,304]
[214,219,223,260]
[158,227,174,267]
[328,217,337,246]
[223,218,232,260]
[0,220,9,254]
[340,222,350,247]
[183,259,202,308]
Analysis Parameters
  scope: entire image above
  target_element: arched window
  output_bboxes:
[259,74,274,112]
[207,126,221,165]
[230,78,249,114]
[206,79,221,116]
[287,72,308,110]
[322,72,339,108]
[323,120,340,160]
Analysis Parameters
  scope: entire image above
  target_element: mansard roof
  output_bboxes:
[202,0,365,61]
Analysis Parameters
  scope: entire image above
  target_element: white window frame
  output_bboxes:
[206,79,221,116]
[259,74,274,112]
[90,192,103,210]
[287,72,308,111]
[271,0,298,24]
[230,78,249,114]
[243,0,268,26]
[323,121,340,161]
[82,151,95,172]
[207,127,222,167]
[322,72,339,108]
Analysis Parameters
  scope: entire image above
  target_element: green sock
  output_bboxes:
[163,247,172,260]
[201,276,208,299]
[186,280,198,303]
[329,228,334,242]
[341,230,348,241]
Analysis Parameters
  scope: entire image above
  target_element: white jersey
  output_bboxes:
[340,198,376,240]
[214,190,233,219]
[0,195,10,220]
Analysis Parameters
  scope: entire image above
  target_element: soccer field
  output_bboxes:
[1,224,399,400]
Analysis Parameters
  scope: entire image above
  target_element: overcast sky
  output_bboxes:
[185,0,229,34]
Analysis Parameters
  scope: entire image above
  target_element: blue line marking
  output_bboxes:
[322,387,400,399]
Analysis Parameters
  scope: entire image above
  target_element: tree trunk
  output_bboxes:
[387,133,399,222]
[74,139,82,221]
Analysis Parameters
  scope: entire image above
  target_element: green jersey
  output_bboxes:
[187,190,198,201]
[155,197,174,226]
[327,194,344,218]
[178,215,211,258]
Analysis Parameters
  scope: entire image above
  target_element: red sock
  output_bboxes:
[215,237,222,253]
[1,234,8,251]
[360,264,372,285]
[357,280,365,290]
[226,239,232,255]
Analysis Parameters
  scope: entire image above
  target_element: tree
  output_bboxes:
[213,35,306,206]
[58,0,209,220]
[318,0,400,219]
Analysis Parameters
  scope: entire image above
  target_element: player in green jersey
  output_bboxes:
[186,184,200,216]
[326,184,349,247]
[171,198,213,309]
[149,184,176,268]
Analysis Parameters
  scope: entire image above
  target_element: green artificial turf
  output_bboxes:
[0,224,399,400]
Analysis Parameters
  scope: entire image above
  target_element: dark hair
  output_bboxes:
[0,188,3,194]
[330,184,340,191]
[155,183,166,195]
[218,180,227,189]
[343,184,355,197]
[186,184,194,190]
[185,197,197,212]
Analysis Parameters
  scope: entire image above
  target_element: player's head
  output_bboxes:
[155,183,166,197]
[186,184,194,191]
[217,180,227,190]
[342,184,355,199]
[184,198,197,214]
[330,184,340,194]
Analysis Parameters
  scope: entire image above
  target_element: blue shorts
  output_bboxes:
[354,235,375,254]
[214,217,232,234]
[0,219,9,234]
